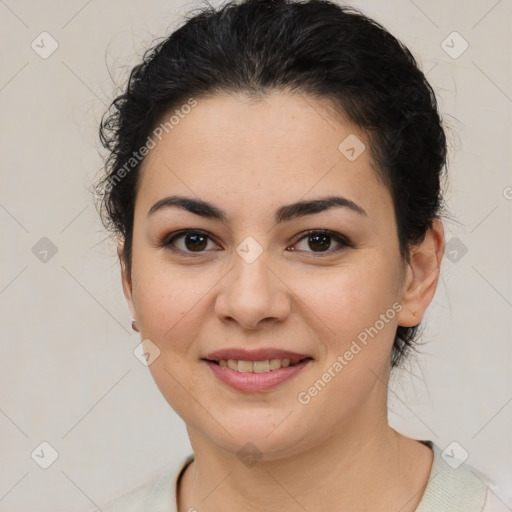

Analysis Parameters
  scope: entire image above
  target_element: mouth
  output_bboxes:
[201,351,314,392]
[202,357,313,373]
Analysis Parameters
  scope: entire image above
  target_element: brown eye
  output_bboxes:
[291,230,353,255]
[164,230,219,254]
[306,233,331,252]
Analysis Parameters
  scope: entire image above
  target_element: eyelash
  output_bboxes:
[160,229,354,257]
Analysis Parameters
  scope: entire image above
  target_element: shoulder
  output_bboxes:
[93,455,194,512]
[416,441,511,512]
[481,481,512,512]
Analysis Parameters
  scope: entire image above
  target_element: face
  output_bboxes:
[120,92,431,459]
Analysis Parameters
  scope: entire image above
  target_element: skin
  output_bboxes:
[118,92,445,512]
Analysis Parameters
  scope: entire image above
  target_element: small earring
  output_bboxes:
[131,319,140,332]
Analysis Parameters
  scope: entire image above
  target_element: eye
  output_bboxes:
[289,229,353,255]
[163,230,220,255]
[161,229,353,257]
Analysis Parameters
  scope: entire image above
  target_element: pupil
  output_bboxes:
[186,233,207,251]
[309,234,330,252]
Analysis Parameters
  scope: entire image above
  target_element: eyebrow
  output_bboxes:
[146,194,367,223]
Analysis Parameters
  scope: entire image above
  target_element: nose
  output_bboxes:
[214,249,291,330]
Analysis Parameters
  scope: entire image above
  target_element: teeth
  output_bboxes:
[218,358,295,372]
[253,360,270,373]
[237,360,253,373]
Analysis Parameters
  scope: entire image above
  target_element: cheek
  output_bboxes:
[131,260,210,354]
[294,259,400,347]
[132,264,217,419]
[291,264,400,423]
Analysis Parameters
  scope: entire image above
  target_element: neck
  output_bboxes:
[178,408,433,512]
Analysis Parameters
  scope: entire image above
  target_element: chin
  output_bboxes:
[191,412,313,460]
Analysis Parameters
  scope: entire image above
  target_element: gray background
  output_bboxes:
[0,0,511,510]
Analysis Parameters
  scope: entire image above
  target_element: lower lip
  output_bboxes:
[203,359,312,392]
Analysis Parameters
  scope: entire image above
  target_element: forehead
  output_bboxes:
[135,92,392,222]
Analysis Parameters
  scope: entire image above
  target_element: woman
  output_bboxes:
[92,0,507,510]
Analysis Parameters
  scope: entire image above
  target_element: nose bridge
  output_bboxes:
[215,240,290,329]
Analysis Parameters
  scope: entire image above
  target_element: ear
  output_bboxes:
[117,241,136,320]
[396,219,445,327]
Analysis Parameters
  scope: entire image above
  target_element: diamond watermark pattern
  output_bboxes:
[32,237,58,263]
[31,441,59,469]
[133,338,161,366]
[31,32,59,59]
[236,236,263,264]
[338,134,366,161]
[444,237,468,263]
[441,31,468,59]
[441,441,469,469]
[237,442,262,468]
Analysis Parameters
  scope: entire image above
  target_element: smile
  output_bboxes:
[202,357,313,392]
[211,358,305,372]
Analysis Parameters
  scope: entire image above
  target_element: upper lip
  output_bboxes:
[203,348,313,362]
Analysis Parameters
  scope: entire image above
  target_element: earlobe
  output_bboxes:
[397,219,445,328]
